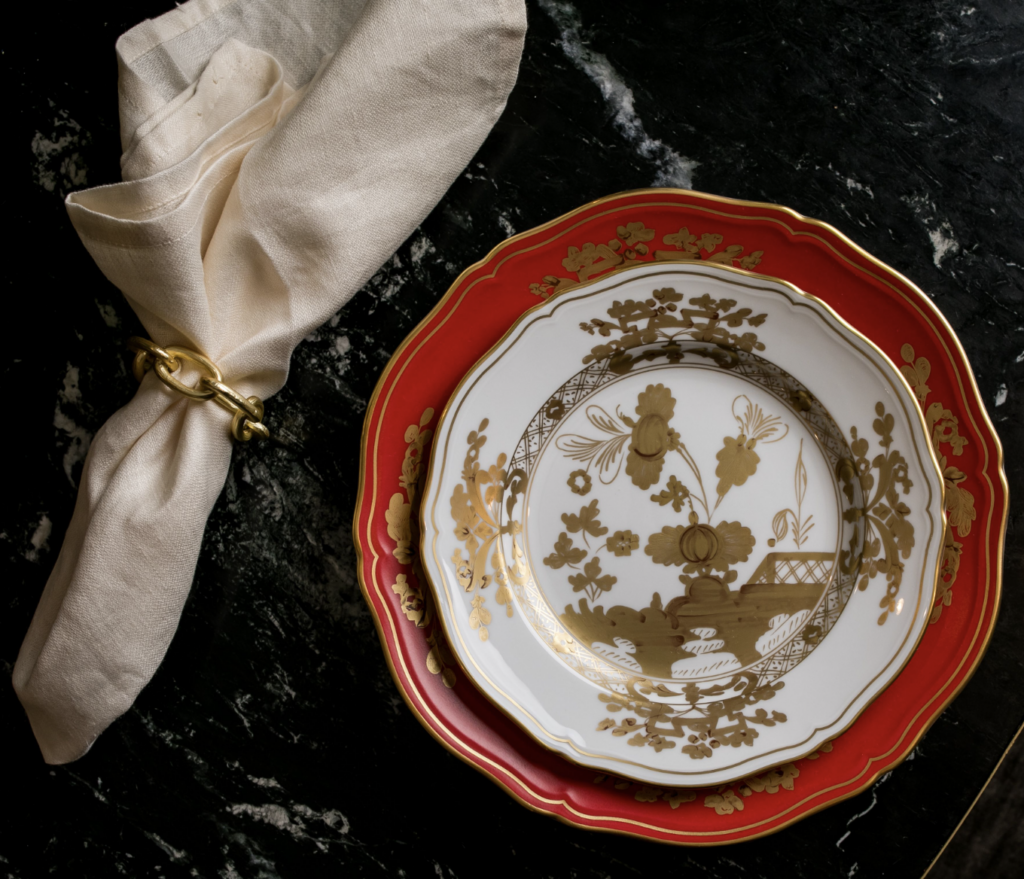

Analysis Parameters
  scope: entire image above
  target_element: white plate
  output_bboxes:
[420,262,944,787]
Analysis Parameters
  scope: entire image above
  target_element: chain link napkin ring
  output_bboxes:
[128,337,270,441]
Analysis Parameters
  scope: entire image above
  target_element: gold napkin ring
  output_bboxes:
[128,337,270,442]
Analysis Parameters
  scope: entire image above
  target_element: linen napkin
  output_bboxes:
[14,0,526,764]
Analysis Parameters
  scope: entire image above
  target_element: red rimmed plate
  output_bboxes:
[353,189,1007,844]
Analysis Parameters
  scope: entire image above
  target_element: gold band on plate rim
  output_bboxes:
[421,262,944,784]
[352,188,1008,843]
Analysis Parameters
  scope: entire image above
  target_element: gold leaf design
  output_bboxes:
[543,532,588,569]
[714,436,761,497]
[568,556,617,603]
[391,574,425,626]
[594,674,787,758]
[382,408,459,686]
[555,406,630,485]
[705,789,745,815]
[899,344,974,624]
[943,463,976,535]
[561,499,610,545]
[529,221,765,299]
[715,395,789,499]
[579,288,767,374]
[838,401,915,626]
[739,762,799,795]
[769,440,815,549]
[386,409,433,570]
[449,421,527,635]
[899,342,932,403]
[593,742,830,813]
[425,630,457,689]
[469,595,492,641]
[385,493,413,564]
[618,221,656,248]
[650,474,691,512]
[665,790,697,809]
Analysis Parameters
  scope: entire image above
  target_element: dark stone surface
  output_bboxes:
[3,1,1022,876]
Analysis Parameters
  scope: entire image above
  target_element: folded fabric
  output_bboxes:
[13,0,526,764]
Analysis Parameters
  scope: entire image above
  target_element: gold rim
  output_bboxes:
[352,187,1008,843]
[421,261,944,784]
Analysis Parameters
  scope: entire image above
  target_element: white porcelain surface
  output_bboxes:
[421,262,944,786]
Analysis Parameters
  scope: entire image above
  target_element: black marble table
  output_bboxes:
[4,1,1022,876]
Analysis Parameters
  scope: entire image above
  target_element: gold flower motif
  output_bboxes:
[385,492,413,564]
[616,221,656,247]
[645,513,756,574]
[567,469,592,496]
[545,398,566,421]
[391,574,425,626]
[705,790,745,815]
[623,384,678,490]
[607,530,640,557]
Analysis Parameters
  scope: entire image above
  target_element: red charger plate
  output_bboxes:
[353,189,1008,844]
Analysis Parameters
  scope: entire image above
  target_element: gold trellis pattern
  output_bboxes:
[528,221,765,299]
[898,344,975,623]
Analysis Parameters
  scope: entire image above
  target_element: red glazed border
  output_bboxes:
[353,189,1008,844]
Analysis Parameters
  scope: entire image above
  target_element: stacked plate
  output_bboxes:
[355,190,1007,844]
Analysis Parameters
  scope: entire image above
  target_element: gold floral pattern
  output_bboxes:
[549,383,844,685]
[606,530,640,557]
[590,741,833,814]
[529,222,765,299]
[594,674,787,760]
[391,574,425,626]
[591,774,698,809]
[385,408,434,571]
[621,384,680,489]
[567,469,592,495]
[651,474,690,512]
[714,396,788,497]
[646,516,757,578]
[579,288,768,374]
[899,344,975,624]
[425,629,458,689]
[838,401,916,626]
[449,420,528,632]
[769,440,815,549]
[383,408,458,688]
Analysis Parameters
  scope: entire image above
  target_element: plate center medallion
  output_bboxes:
[506,344,863,696]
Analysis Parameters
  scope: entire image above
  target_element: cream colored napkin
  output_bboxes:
[14,0,526,764]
